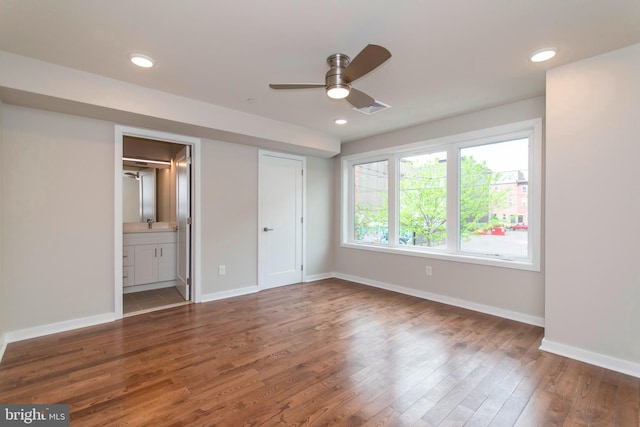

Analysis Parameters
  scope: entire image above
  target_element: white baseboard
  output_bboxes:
[4,312,118,345]
[540,338,640,379]
[199,285,259,303]
[334,272,545,327]
[304,272,335,282]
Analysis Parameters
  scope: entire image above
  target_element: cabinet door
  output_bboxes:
[158,243,177,282]
[123,266,135,287]
[123,246,134,267]
[134,244,158,285]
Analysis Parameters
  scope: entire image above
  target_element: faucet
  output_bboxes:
[146,218,154,229]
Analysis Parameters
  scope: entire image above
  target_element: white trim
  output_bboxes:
[304,272,335,282]
[339,242,539,272]
[334,272,545,327]
[257,150,306,289]
[540,338,640,379]
[123,301,189,317]
[114,131,123,316]
[114,125,202,316]
[199,286,259,303]
[192,139,202,303]
[4,313,117,344]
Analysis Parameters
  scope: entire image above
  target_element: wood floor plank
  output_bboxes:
[1,279,638,426]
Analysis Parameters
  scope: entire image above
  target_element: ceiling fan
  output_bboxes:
[269,44,391,108]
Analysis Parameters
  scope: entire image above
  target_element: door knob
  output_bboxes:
[263,227,274,232]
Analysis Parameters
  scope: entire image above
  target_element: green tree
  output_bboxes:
[354,196,388,242]
[353,160,389,243]
[459,155,509,237]
[399,155,509,246]
[399,157,447,246]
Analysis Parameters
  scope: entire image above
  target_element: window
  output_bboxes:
[353,160,388,243]
[342,119,541,271]
[459,138,528,258]
[399,152,447,247]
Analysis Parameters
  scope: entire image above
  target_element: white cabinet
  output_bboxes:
[123,245,135,287]
[158,243,176,282]
[123,231,177,289]
[133,243,176,285]
[134,244,158,285]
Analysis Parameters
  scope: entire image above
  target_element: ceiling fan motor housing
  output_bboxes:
[325,53,351,96]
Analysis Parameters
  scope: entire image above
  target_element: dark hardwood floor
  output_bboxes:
[1,279,638,426]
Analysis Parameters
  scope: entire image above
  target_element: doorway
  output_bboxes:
[115,126,201,318]
[258,150,305,289]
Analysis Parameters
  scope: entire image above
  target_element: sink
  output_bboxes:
[123,222,176,233]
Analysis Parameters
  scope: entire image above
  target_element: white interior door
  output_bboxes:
[259,151,304,289]
[176,146,191,300]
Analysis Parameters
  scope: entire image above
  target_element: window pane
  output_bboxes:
[353,160,388,243]
[399,152,447,247]
[459,138,529,258]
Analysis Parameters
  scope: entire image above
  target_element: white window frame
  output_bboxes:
[341,118,542,271]
[347,155,392,245]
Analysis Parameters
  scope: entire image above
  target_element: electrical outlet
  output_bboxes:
[425,266,432,276]
[219,265,226,276]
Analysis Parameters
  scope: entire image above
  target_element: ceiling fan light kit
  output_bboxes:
[327,85,350,99]
[269,44,391,109]
[325,53,351,99]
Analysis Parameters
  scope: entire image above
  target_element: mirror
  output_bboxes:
[123,136,181,224]
[123,168,156,223]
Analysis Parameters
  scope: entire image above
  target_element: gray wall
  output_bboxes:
[0,104,335,335]
[545,43,640,367]
[2,105,115,331]
[334,97,546,324]
[198,141,335,295]
[305,156,334,279]
[200,140,258,295]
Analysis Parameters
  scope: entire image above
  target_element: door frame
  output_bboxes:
[114,125,202,319]
[257,150,306,289]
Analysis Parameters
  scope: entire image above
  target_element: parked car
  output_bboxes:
[490,225,506,235]
[507,223,528,231]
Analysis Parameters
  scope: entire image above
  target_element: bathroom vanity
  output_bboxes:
[123,223,177,293]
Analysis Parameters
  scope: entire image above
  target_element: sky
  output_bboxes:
[461,137,529,173]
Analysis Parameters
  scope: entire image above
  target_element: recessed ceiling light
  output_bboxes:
[529,48,557,63]
[129,54,155,68]
[334,118,347,125]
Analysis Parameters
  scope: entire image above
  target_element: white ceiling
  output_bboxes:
[1,0,639,143]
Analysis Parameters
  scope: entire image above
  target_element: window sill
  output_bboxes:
[340,242,540,272]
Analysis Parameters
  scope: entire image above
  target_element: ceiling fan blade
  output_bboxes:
[346,88,375,109]
[269,84,325,90]
[342,44,391,83]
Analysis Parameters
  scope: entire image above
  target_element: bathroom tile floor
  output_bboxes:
[123,287,189,315]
